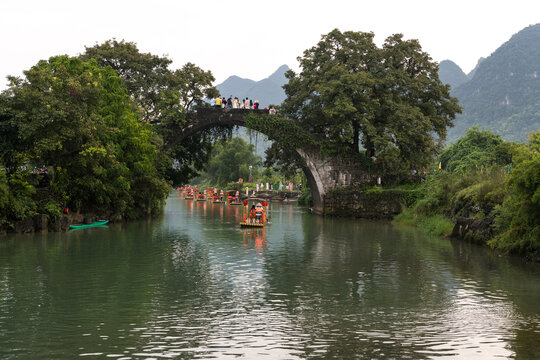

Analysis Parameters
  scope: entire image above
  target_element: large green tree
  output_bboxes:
[81,39,172,123]
[82,39,220,185]
[0,55,169,218]
[282,29,461,165]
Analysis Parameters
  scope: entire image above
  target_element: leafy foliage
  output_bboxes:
[82,39,172,123]
[395,130,540,260]
[0,55,169,219]
[281,29,461,167]
[196,137,262,188]
[0,168,37,228]
[440,127,512,173]
[83,40,219,185]
[489,132,540,259]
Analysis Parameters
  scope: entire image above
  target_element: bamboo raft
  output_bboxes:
[240,222,265,227]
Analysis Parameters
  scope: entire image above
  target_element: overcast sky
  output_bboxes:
[1,0,538,89]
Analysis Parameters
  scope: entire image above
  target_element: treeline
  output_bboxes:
[190,136,304,192]
[0,40,219,230]
[395,127,540,261]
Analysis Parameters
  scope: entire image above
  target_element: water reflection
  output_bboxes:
[243,228,267,253]
[0,192,539,359]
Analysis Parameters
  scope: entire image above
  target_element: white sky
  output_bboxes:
[1,0,539,88]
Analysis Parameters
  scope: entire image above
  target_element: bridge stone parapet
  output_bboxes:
[165,108,269,147]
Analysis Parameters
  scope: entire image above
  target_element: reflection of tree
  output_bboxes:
[0,214,225,358]
[1,200,539,359]
[261,213,537,358]
[0,224,172,357]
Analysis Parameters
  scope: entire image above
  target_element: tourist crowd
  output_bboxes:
[212,95,276,114]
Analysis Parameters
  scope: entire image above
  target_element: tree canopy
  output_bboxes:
[281,29,461,166]
[198,137,262,188]
[0,55,169,219]
[440,126,513,173]
[82,39,220,185]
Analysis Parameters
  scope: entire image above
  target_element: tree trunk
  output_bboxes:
[353,121,360,153]
[364,137,375,159]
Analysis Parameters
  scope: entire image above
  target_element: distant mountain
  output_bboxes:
[439,60,468,89]
[446,24,540,142]
[216,65,290,158]
[216,64,289,109]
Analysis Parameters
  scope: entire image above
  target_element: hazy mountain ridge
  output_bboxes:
[216,64,289,108]
[216,65,291,158]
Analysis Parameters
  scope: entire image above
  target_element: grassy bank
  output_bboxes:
[393,207,454,237]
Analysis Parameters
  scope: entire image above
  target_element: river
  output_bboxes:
[1,191,539,359]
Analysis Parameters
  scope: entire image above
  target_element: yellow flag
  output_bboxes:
[438,162,441,170]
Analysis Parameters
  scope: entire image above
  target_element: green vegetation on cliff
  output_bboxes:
[448,24,540,142]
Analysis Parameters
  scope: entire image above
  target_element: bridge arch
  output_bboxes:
[166,108,328,214]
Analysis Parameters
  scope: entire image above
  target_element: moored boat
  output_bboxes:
[69,220,109,230]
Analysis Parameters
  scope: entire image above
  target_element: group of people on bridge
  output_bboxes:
[213,95,259,109]
[212,95,276,114]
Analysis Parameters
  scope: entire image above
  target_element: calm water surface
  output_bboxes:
[1,192,539,359]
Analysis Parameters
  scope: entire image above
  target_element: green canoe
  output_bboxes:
[69,220,109,230]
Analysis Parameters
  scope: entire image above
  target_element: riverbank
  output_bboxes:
[391,168,540,263]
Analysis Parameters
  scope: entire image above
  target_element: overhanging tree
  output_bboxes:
[1,55,169,218]
[82,39,220,185]
[282,29,461,166]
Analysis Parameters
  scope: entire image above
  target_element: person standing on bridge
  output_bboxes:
[244,98,250,109]
[215,96,222,109]
[254,100,259,109]
[227,95,233,109]
[233,97,239,108]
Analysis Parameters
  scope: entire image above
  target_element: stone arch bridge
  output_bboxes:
[168,108,378,215]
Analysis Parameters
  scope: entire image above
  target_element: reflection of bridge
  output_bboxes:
[168,108,375,215]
